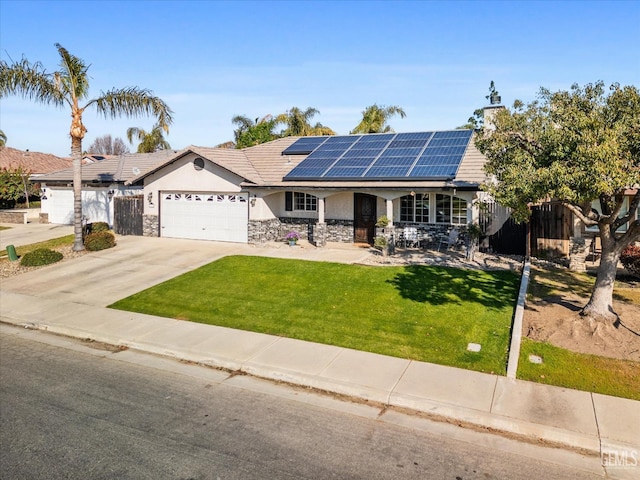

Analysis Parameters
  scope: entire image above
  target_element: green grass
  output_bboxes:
[518,338,640,400]
[522,266,640,400]
[0,235,74,258]
[109,256,520,374]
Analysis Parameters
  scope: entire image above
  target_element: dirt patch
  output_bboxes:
[524,284,640,362]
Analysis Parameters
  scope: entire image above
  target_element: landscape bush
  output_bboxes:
[20,248,63,267]
[620,244,640,278]
[85,222,110,235]
[84,231,116,251]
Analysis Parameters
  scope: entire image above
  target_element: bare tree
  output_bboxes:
[86,134,129,155]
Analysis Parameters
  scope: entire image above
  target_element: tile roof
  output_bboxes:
[0,147,73,175]
[37,149,181,184]
[48,131,488,189]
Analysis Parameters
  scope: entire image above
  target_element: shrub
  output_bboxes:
[20,248,63,267]
[620,244,640,278]
[374,235,388,248]
[85,222,110,235]
[84,231,116,251]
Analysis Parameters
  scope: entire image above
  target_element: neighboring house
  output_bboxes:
[36,150,179,226]
[125,128,489,246]
[0,147,73,176]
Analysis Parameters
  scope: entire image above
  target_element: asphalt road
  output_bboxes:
[0,327,603,480]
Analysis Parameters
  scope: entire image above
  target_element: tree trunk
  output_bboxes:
[71,137,84,252]
[581,244,620,322]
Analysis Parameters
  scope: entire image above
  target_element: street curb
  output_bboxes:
[507,259,531,379]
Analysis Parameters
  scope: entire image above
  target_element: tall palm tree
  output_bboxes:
[276,107,335,137]
[0,43,173,250]
[0,129,6,149]
[127,123,171,153]
[350,104,406,134]
[231,114,281,148]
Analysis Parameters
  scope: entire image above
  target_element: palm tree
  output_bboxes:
[0,129,6,149]
[231,114,281,148]
[276,107,335,137]
[350,104,406,134]
[0,43,173,251]
[127,123,171,153]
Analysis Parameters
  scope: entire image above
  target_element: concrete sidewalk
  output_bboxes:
[1,232,638,474]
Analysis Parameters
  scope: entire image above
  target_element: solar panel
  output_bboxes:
[283,130,472,180]
[282,137,329,155]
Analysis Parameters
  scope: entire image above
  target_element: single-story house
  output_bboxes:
[36,149,179,225]
[119,128,495,246]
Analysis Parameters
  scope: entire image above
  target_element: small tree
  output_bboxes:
[475,81,640,322]
[0,166,37,208]
[86,134,129,155]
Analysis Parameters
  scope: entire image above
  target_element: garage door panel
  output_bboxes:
[161,192,248,243]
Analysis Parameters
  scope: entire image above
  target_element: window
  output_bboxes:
[285,191,317,212]
[394,193,472,224]
[586,197,637,232]
[400,195,414,222]
[452,197,467,225]
[400,194,429,222]
[435,194,451,223]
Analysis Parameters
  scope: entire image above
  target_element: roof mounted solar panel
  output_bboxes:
[283,130,472,181]
[282,137,329,155]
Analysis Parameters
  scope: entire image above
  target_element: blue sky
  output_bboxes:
[1,0,638,157]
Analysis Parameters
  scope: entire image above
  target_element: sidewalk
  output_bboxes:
[1,232,638,472]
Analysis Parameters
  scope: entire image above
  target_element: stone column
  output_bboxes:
[313,222,327,247]
[569,236,590,272]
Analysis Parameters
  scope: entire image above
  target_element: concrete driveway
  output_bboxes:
[2,235,250,306]
[1,230,372,307]
[1,223,74,250]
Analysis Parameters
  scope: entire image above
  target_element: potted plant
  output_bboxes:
[374,235,389,256]
[375,215,390,228]
[285,231,300,246]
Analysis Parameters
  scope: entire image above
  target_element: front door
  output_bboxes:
[354,193,377,244]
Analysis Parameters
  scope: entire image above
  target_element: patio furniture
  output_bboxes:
[396,226,420,248]
[438,228,459,251]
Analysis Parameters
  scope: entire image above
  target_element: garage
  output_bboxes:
[43,188,111,225]
[160,192,248,242]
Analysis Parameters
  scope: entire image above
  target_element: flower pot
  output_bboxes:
[289,240,297,246]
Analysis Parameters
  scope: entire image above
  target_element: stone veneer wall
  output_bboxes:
[568,236,591,272]
[143,214,159,237]
[0,210,27,224]
[248,218,354,245]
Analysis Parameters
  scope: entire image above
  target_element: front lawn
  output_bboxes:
[109,256,520,374]
[519,338,640,401]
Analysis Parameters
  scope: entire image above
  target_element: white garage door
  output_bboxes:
[161,192,248,243]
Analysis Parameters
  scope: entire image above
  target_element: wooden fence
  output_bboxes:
[114,195,143,236]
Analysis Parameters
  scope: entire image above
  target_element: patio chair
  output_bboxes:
[395,226,419,248]
[438,228,459,251]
